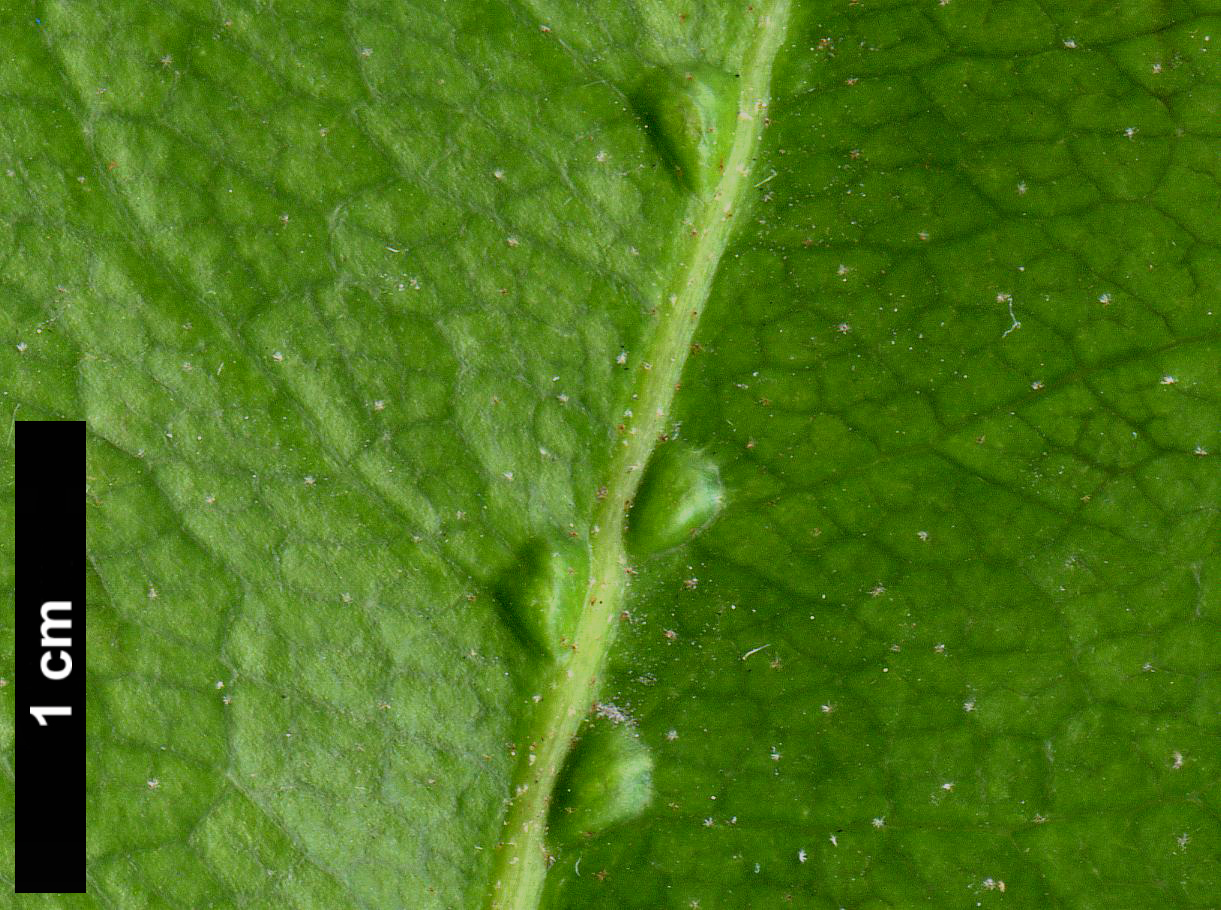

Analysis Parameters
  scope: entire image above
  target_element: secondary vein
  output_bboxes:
[487,6,790,906]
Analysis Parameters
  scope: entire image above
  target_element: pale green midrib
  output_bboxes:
[485,5,790,907]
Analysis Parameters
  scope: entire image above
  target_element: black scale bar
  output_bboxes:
[14,421,85,893]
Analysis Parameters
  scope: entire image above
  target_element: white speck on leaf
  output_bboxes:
[1002,298,1021,337]
[594,702,629,725]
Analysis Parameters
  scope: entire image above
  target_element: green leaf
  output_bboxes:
[1,1,1217,908]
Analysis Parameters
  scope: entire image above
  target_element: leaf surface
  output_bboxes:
[0,1,1217,909]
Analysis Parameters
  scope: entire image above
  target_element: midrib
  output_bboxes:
[487,6,790,906]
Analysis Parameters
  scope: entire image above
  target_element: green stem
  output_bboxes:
[486,5,790,906]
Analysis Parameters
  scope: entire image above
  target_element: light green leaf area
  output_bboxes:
[0,0,1216,908]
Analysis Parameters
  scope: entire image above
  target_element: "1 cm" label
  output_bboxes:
[30,601,73,726]
[15,419,86,893]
